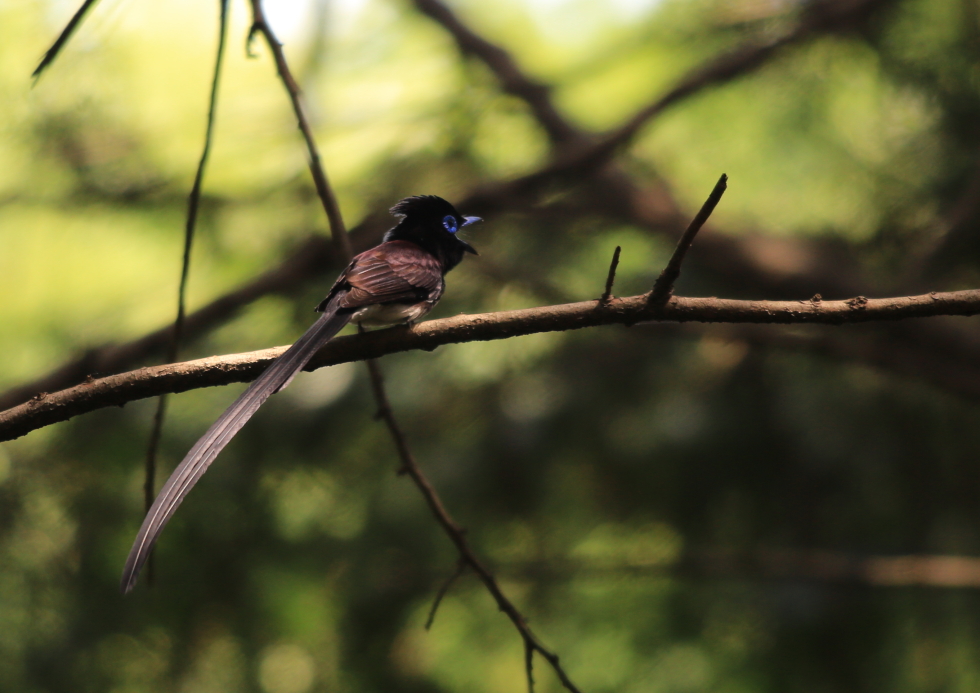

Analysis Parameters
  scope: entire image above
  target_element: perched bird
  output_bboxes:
[121,195,480,593]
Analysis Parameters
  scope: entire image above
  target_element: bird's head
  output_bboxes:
[384,195,481,269]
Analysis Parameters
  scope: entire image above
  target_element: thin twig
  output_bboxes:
[525,640,536,693]
[364,358,584,693]
[247,0,352,260]
[141,0,231,586]
[7,286,980,442]
[32,0,101,81]
[601,246,622,303]
[650,173,727,301]
[425,558,467,630]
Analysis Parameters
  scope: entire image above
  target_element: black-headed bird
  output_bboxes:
[121,195,480,592]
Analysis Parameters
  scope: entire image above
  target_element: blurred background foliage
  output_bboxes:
[4,0,980,690]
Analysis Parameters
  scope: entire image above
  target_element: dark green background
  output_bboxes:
[3,0,980,690]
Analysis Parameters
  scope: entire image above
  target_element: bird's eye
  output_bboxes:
[442,215,458,234]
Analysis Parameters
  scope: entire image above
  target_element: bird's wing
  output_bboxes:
[338,241,443,308]
[121,306,351,593]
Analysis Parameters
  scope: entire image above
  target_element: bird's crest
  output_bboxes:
[390,195,455,219]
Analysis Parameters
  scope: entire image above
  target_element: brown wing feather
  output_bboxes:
[323,241,443,311]
[384,242,444,290]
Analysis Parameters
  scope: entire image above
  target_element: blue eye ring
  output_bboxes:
[442,215,458,234]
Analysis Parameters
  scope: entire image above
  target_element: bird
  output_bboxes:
[121,195,480,593]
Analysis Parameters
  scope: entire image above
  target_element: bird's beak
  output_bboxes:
[459,216,481,254]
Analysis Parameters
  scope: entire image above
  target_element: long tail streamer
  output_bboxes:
[121,306,351,593]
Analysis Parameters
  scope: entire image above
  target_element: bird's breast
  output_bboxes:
[349,300,435,327]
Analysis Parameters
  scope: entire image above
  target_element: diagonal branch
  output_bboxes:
[651,173,728,301]
[32,0,102,81]
[463,0,893,209]
[247,0,352,260]
[364,359,583,693]
[600,246,622,303]
[412,0,584,146]
[425,558,467,630]
[4,287,980,443]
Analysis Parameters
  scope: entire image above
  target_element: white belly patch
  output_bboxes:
[349,302,433,327]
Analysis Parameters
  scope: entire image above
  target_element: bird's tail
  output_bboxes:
[121,305,351,593]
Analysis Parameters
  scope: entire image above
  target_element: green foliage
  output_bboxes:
[4,0,980,691]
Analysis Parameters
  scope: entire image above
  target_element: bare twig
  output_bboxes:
[363,358,415,468]
[525,640,536,693]
[364,359,583,693]
[247,0,352,260]
[600,246,621,303]
[32,0,101,81]
[5,287,980,442]
[425,559,468,630]
[651,174,728,301]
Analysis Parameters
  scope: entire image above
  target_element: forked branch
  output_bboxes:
[365,358,584,693]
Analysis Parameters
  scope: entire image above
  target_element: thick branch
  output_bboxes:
[3,288,979,442]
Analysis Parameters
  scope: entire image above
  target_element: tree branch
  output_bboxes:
[32,0,101,81]
[465,0,893,210]
[651,173,727,301]
[364,359,583,693]
[4,288,979,442]
[247,0,352,260]
[600,246,621,303]
[425,558,467,630]
[412,0,585,146]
